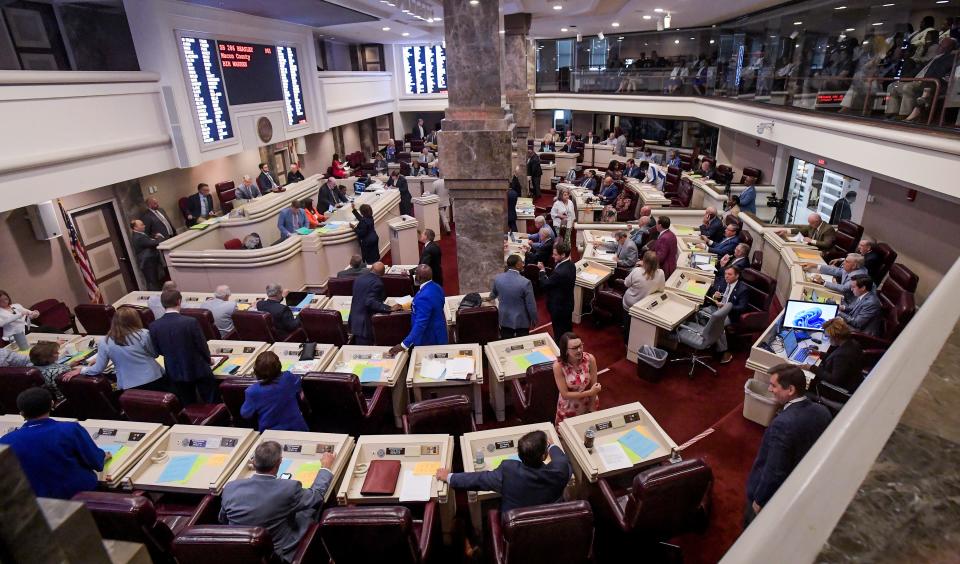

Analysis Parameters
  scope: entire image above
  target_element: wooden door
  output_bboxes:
[70,203,136,303]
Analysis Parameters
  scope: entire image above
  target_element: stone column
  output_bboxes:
[439,0,514,294]
[503,13,534,142]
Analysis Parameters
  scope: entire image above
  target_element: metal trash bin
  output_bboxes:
[635,345,668,383]
[743,378,778,427]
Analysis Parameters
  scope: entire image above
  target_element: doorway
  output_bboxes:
[783,158,861,224]
[70,202,136,303]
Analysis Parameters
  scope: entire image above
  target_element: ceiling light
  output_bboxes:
[642,15,652,20]
[654,8,664,12]
[618,36,624,40]
[382,26,390,30]
[553,3,562,10]
[612,22,620,27]
[674,39,679,44]
[882,2,894,5]
[402,32,410,36]
[793,21,802,25]
[935,1,948,3]
[872,22,883,26]
[469,0,479,4]
[709,39,715,44]
[561,27,568,32]
[845,27,855,31]
[834,5,847,8]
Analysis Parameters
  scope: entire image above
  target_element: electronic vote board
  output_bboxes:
[327,345,410,427]
[228,430,355,503]
[406,344,484,424]
[206,340,268,378]
[268,342,337,375]
[124,424,257,494]
[78,419,168,488]
[483,334,560,422]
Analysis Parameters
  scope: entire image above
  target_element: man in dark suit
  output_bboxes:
[185,183,215,227]
[337,255,368,278]
[285,163,305,185]
[256,284,301,341]
[838,276,883,337]
[149,289,216,404]
[698,207,724,244]
[350,263,401,345]
[317,177,343,213]
[707,223,741,257]
[437,430,572,515]
[221,441,335,562]
[705,265,751,364]
[507,179,520,232]
[419,228,442,288]
[489,255,538,338]
[538,242,576,339]
[412,117,426,140]
[745,364,831,527]
[652,216,678,278]
[526,149,542,199]
[623,158,642,179]
[131,220,163,291]
[256,163,281,194]
[388,170,413,216]
[141,197,176,239]
[715,243,751,284]
[829,191,855,224]
[835,238,884,284]
[388,265,447,355]
[524,227,554,266]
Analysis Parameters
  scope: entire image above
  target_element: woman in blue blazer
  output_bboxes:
[81,306,167,391]
[240,351,308,432]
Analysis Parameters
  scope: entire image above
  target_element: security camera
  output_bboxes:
[756,121,774,134]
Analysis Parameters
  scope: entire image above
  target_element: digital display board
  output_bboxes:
[277,45,306,125]
[180,36,233,143]
[219,41,284,104]
[402,44,447,94]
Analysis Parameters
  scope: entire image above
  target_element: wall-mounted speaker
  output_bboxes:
[26,201,62,241]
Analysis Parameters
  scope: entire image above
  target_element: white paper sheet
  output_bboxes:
[393,295,413,306]
[695,264,715,272]
[398,471,433,502]
[580,272,601,283]
[597,442,633,472]
[445,358,474,380]
[419,360,446,380]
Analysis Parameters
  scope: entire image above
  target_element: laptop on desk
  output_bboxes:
[782,330,814,364]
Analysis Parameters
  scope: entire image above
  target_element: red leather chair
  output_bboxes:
[231,311,306,343]
[0,367,48,415]
[382,274,414,298]
[326,277,355,297]
[57,372,124,420]
[219,379,255,429]
[511,363,560,425]
[320,504,437,564]
[119,389,230,426]
[669,181,693,208]
[873,242,898,284]
[616,191,639,222]
[750,250,764,271]
[215,181,236,214]
[224,238,244,250]
[725,269,777,346]
[298,309,349,346]
[824,220,863,263]
[75,304,116,335]
[372,311,412,347]
[129,305,155,329]
[663,166,681,196]
[592,285,624,327]
[593,459,712,546]
[410,139,424,153]
[738,167,762,184]
[678,153,693,172]
[488,501,594,564]
[174,524,323,564]
[74,491,216,564]
[714,164,734,185]
[395,139,406,153]
[29,299,76,333]
[178,197,191,223]
[852,294,915,368]
[402,395,476,435]
[181,308,232,340]
[301,372,389,434]
[455,306,500,346]
[738,229,753,250]
[880,263,918,304]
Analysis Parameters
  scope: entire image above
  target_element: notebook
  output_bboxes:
[360,459,402,496]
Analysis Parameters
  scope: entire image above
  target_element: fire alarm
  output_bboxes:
[906,189,917,202]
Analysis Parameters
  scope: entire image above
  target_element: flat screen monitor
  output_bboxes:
[402,44,447,94]
[218,40,284,104]
[782,299,839,332]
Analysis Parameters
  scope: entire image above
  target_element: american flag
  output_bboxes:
[57,200,103,304]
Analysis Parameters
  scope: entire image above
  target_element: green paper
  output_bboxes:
[351,363,369,376]
[486,454,520,470]
[102,445,129,471]
[512,355,532,372]
[181,455,209,482]
[296,227,313,235]
[685,282,709,297]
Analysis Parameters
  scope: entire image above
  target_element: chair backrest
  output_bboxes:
[180,308,220,341]
[326,277,355,297]
[173,525,280,564]
[381,274,414,298]
[0,367,44,415]
[320,506,422,564]
[30,299,74,332]
[500,501,594,564]
[231,311,279,343]
[622,458,714,537]
[58,373,123,420]
[219,379,255,429]
[740,268,777,313]
[119,389,182,426]
[738,167,762,184]
[403,395,476,435]
[395,139,405,153]
[678,152,693,171]
[75,304,116,335]
[515,363,560,424]
[300,372,369,434]
[372,311,412,347]
[750,249,763,271]
[178,197,191,222]
[215,181,236,214]
[836,220,863,244]
[129,305,155,328]
[874,242,898,283]
[879,291,916,340]
[455,306,500,346]
[832,230,857,255]
[885,263,918,294]
[298,308,348,346]
[738,229,753,250]
[410,139,424,153]
[664,166,681,193]
[676,181,693,207]
[224,238,244,250]
[73,491,175,563]
[714,164,734,185]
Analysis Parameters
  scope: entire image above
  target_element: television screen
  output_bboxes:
[180,36,234,143]
[218,40,284,104]
[402,44,447,94]
[782,299,839,332]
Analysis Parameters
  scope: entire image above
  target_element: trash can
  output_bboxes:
[635,345,668,383]
[743,378,778,427]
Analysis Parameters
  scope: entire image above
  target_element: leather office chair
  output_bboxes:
[219,379,255,429]
[724,269,777,345]
[29,299,76,333]
[372,311,412,347]
[57,372,123,420]
[593,286,625,327]
[402,395,476,435]
[807,376,865,416]
[119,390,231,426]
[395,139,405,153]
[174,524,323,564]
[616,192,639,222]
[130,305,155,329]
[231,310,306,343]
[523,264,542,293]
[326,277,355,297]
[672,303,732,377]
[824,220,863,262]
[410,139,424,153]
[298,308,349,346]
[215,181,236,214]
[511,363,560,424]
[669,181,693,208]
[319,504,437,564]
[874,242,898,283]
[837,219,863,244]
[714,164,734,185]
[75,304,116,335]
[663,166,681,195]
[181,308,232,340]
[738,229,753,250]
[455,306,500,346]
[224,238,244,250]
[0,367,49,415]
[382,273,414,298]
[750,250,764,271]
[678,153,693,172]
[488,501,594,564]
[301,372,389,434]
[738,168,762,184]
[880,263,919,304]
[75,491,216,564]
[593,459,712,544]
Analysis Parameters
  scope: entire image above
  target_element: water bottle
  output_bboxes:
[474,448,485,468]
[584,429,596,453]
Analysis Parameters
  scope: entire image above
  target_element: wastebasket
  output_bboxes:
[743,378,778,427]
[635,345,668,383]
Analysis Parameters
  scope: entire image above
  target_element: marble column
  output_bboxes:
[439,0,514,294]
[503,13,534,142]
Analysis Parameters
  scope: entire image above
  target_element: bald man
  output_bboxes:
[699,206,723,244]
[201,285,237,337]
[388,265,447,356]
[351,262,401,345]
[779,213,836,252]
[141,197,176,239]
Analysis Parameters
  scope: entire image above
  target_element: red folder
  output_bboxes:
[360,460,401,496]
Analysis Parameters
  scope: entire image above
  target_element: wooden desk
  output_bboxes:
[78,420,168,489]
[206,340,268,378]
[327,346,409,428]
[406,344,484,424]
[483,334,560,422]
[626,291,699,363]
[267,342,338,374]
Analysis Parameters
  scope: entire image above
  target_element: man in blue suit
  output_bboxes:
[738,174,758,215]
[705,265,751,363]
[388,265,447,355]
[488,255,538,338]
[838,276,883,337]
[745,364,831,528]
[149,288,217,404]
[707,223,741,257]
[350,263,402,345]
[437,430,572,515]
[277,201,308,241]
[698,207,724,243]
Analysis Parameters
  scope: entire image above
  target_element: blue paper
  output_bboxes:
[360,366,383,383]
[617,429,659,460]
[524,351,552,365]
[294,293,315,310]
[100,443,124,456]
[157,454,198,483]
[278,459,294,476]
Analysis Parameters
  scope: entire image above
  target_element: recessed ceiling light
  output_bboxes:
[674,39,679,44]
[382,26,390,31]
[834,5,847,8]
[845,27,855,31]
[689,36,694,39]
[561,27,568,32]
[618,36,624,40]
[612,22,620,27]
[469,0,479,4]
[872,22,883,26]
[709,39,715,44]
[654,8,664,12]
[402,32,410,36]
[642,15,652,20]
[935,1,948,4]
[882,2,894,5]
[793,21,802,25]
[553,3,562,10]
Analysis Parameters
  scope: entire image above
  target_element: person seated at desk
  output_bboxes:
[726,195,742,219]
[832,238,883,284]
[220,441,335,563]
[598,176,619,206]
[29,341,71,401]
[715,243,751,282]
[698,159,718,181]
[236,175,262,200]
[373,152,388,174]
[623,158,642,179]
[622,252,666,341]
[387,265,447,356]
[200,285,237,338]
[436,430,572,514]
[241,351,308,432]
[330,153,347,179]
[0,289,39,343]
[257,284,301,341]
[186,183,216,227]
[600,132,617,147]
[0,347,31,368]
[350,262,402,346]
[614,230,639,269]
[350,202,379,265]
[0,388,107,499]
[561,131,575,152]
[338,255,368,278]
[278,200,308,241]
[301,198,325,228]
[705,265,750,364]
[317,177,344,213]
[527,216,556,242]
[410,160,428,177]
[554,332,601,424]
[666,150,682,169]
[82,306,168,391]
[244,232,263,249]
[804,318,864,394]
[803,253,868,306]
[384,140,396,162]
[524,227,555,266]
[417,146,433,165]
[738,176,758,215]
[148,280,177,321]
[777,213,836,252]
[628,208,657,246]
[257,163,282,195]
[285,163,305,185]
[838,276,883,337]
[699,206,724,243]
[706,222,741,257]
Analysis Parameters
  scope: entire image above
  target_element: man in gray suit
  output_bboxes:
[838,276,883,337]
[200,285,237,337]
[220,441,336,562]
[804,253,868,306]
[487,254,538,339]
[614,230,639,269]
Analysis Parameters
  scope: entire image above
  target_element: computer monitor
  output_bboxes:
[782,299,839,332]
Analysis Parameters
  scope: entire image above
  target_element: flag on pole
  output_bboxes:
[57,200,102,304]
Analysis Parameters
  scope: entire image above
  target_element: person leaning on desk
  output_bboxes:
[776,213,836,252]
[801,253,868,306]
[387,265,448,357]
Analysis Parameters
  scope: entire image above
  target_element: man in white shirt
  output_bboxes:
[201,285,238,337]
[429,176,450,234]
[147,281,177,321]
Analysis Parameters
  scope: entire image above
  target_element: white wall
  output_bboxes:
[716,129,779,183]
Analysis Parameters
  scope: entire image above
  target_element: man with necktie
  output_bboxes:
[257,163,281,194]
[704,265,750,363]
[185,183,216,227]
[141,197,176,239]
[236,175,262,201]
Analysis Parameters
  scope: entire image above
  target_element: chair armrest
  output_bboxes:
[363,386,390,420]
[419,500,437,562]
[488,509,506,564]
[816,381,853,404]
[222,330,237,340]
[852,332,892,350]
[596,478,631,533]
[401,414,411,434]
[290,522,324,564]
[186,494,220,526]
[283,327,308,343]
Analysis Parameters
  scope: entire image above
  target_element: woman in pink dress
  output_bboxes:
[553,332,601,425]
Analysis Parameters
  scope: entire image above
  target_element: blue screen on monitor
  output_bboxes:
[782,299,839,332]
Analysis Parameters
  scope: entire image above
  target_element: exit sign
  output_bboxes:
[817,159,826,166]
